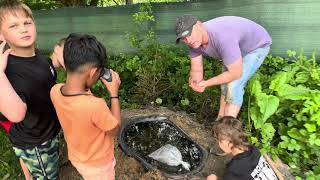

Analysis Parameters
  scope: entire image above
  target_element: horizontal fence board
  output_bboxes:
[34,0,320,57]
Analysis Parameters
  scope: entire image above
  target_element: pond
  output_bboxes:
[118,115,208,178]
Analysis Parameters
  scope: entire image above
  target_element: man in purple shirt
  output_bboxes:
[175,15,272,119]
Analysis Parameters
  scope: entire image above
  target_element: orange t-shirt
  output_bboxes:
[50,83,119,166]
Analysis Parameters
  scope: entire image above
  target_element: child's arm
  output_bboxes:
[109,95,121,128]
[0,42,26,122]
[264,155,284,180]
[101,70,121,131]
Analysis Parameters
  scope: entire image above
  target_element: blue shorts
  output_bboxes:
[221,46,270,106]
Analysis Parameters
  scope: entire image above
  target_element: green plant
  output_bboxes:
[104,3,222,119]
[247,49,320,178]
[0,130,22,179]
[24,0,63,10]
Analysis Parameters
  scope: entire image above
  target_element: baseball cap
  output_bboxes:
[175,15,198,43]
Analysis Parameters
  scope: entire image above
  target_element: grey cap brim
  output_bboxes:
[175,27,193,44]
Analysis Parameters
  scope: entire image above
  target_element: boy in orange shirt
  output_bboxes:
[50,33,121,180]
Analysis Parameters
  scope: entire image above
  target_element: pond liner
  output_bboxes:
[118,115,208,179]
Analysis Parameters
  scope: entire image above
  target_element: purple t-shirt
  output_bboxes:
[189,16,272,65]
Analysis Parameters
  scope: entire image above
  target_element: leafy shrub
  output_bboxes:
[247,49,320,178]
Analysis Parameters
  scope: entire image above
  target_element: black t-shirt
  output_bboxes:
[0,112,6,121]
[4,54,61,149]
[223,145,278,180]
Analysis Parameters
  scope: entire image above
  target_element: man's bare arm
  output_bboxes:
[202,57,243,87]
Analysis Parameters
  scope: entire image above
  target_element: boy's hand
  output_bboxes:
[0,40,12,73]
[100,69,121,97]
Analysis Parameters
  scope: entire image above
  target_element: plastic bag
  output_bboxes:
[148,144,190,170]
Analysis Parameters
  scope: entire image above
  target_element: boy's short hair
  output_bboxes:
[56,37,66,47]
[0,0,34,27]
[212,116,250,148]
[63,33,107,73]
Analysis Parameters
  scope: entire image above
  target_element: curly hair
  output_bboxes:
[212,116,250,149]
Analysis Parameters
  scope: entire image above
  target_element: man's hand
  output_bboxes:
[189,79,206,92]
[0,40,12,73]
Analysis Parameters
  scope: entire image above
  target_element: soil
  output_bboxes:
[58,107,293,180]
[58,107,227,180]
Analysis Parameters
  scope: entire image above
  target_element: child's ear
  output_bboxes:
[89,67,99,79]
[228,141,234,150]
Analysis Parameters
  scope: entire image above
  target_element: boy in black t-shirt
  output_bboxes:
[0,1,61,179]
[207,116,281,180]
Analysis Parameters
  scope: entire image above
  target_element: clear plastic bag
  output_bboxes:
[148,144,190,170]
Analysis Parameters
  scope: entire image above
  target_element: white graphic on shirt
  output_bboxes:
[251,156,278,180]
[50,65,55,77]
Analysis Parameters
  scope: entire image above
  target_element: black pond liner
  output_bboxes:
[118,115,208,179]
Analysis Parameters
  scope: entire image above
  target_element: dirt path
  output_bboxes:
[59,107,231,179]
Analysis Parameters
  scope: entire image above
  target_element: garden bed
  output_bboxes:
[59,107,228,179]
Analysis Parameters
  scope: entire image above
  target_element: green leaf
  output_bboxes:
[295,71,309,83]
[1,174,10,180]
[180,98,190,107]
[256,93,279,122]
[277,84,311,100]
[315,139,320,146]
[280,135,289,141]
[299,129,308,136]
[288,128,301,139]
[261,123,275,145]
[250,105,263,129]
[250,78,262,96]
[155,98,162,105]
[269,72,288,91]
[250,136,258,145]
[304,123,316,133]
[309,134,318,146]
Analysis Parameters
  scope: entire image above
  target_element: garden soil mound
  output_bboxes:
[59,107,292,180]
